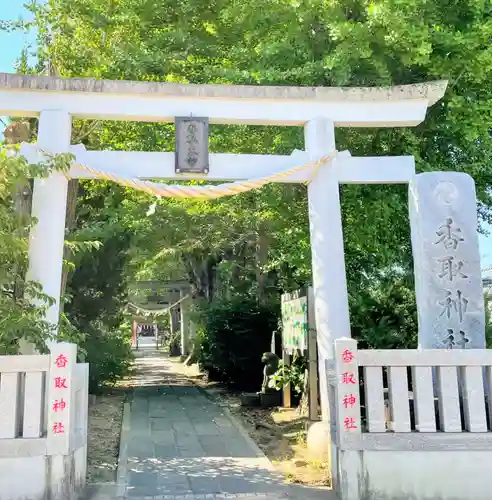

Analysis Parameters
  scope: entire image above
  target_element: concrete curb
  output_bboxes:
[82,482,123,500]
[220,406,274,467]
[116,401,132,496]
[197,386,275,472]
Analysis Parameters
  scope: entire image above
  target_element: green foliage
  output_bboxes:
[0,148,73,353]
[26,0,492,330]
[7,0,492,366]
[64,239,103,255]
[0,280,55,354]
[65,229,131,331]
[80,321,134,394]
[63,191,134,391]
[269,353,308,396]
[349,272,418,349]
[58,311,87,354]
[163,328,181,356]
[197,297,279,391]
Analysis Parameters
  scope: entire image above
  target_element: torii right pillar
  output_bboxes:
[305,118,351,422]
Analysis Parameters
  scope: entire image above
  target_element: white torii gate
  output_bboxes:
[0,73,447,419]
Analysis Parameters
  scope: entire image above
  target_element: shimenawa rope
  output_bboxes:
[41,149,339,199]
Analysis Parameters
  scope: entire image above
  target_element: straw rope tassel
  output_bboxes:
[59,150,338,199]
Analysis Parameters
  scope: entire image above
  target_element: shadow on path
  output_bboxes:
[86,349,335,500]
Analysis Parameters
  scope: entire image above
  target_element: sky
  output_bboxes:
[0,1,37,138]
[1,1,492,271]
[0,1,36,72]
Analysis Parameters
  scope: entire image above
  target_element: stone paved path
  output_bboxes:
[85,349,335,500]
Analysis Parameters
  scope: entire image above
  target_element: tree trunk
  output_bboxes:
[5,121,33,227]
[4,121,33,300]
[255,221,269,304]
[59,179,79,309]
[229,258,241,299]
[206,256,216,301]
[183,253,219,303]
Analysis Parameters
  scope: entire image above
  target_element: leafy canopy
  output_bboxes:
[11,0,492,353]
[0,148,73,353]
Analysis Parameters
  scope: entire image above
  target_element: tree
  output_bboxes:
[0,144,73,353]
[62,181,135,392]
[19,0,492,351]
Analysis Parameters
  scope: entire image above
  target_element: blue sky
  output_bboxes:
[0,1,36,72]
[2,1,492,270]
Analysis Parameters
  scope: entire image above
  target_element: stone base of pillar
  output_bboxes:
[306,420,331,461]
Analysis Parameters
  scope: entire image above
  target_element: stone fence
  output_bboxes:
[0,342,88,500]
[330,338,492,500]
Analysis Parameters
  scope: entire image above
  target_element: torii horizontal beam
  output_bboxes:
[0,73,446,127]
[20,143,416,184]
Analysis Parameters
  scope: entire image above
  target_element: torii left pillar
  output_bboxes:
[23,110,71,352]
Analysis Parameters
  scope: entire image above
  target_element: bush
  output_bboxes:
[349,275,418,349]
[165,329,181,356]
[79,321,134,394]
[269,352,308,395]
[197,297,278,391]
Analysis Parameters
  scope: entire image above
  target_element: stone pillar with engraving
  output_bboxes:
[409,172,485,350]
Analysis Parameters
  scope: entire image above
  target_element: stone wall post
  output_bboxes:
[46,342,77,456]
[331,338,362,500]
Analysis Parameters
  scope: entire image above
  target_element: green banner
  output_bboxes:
[281,295,308,353]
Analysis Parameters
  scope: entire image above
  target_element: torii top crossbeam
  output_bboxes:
[0,72,446,127]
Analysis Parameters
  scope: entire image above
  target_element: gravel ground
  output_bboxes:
[86,391,126,483]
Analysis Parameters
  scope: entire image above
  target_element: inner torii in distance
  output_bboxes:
[0,72,447,420]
